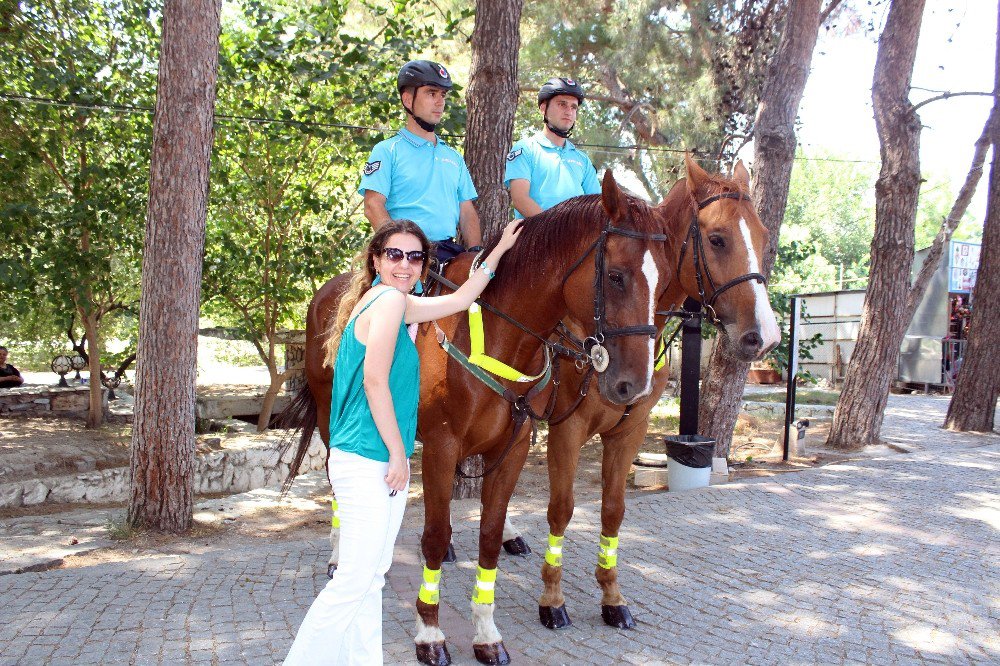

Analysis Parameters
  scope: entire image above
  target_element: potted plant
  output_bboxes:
[748,358,782,384]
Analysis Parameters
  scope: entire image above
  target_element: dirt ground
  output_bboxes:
[0,416,133,483]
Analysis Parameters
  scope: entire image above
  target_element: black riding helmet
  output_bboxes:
[538,77,585,138]
[397,60,453,94]
[537,77,585,105]
[397,60,453,132]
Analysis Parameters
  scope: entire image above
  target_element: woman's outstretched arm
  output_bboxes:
[403,220,523,324]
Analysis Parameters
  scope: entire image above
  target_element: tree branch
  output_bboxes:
[911,91,992,114]
[820,0,845,25]
[906,107,997,317]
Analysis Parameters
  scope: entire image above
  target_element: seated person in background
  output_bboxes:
[0,346,24,388]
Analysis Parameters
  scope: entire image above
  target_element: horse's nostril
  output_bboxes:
[741,331,762,350]
[615,381,633,399]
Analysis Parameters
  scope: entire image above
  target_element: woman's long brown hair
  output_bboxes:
[322,220,431,368]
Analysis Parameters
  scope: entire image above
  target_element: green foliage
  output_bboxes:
[765,292,823,382]
[0,0,155,362]
[772,154,878,294]
[202,0,457,374]
[915,175,981,249]
[516,1,786,198]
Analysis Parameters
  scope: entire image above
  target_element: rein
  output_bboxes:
[425,217,667,479]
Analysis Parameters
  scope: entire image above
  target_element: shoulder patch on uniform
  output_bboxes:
[363,160,381,176]
[506,148,522,162]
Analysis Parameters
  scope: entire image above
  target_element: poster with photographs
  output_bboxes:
[949,241,981,293]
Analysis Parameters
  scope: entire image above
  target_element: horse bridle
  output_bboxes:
[559,220,668,371]
[668,191,767,325]
[424,217,667,479]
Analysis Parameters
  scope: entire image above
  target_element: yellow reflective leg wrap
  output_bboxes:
[418,566,441,605]
[330,498,340,528]
[471,566,497,605]
[597,534,619,569]
[544,533,564,567]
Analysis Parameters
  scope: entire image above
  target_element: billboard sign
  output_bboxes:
[949,240,981,294]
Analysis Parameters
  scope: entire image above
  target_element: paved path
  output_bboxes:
[1,396,998,665]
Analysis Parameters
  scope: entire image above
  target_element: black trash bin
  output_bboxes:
[663,434,715,491]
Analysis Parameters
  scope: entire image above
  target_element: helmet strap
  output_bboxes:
[405,104,438,132]
[542,107,573,138]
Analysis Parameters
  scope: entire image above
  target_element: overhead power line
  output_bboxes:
[1,91,881,165]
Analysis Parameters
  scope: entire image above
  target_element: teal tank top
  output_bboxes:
[328,289,420,462]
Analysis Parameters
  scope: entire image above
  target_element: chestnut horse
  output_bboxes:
[534,156,781,631]
[283,173,675,665]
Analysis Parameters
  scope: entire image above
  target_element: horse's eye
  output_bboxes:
[709,235,725,248]
[608,270,625,286]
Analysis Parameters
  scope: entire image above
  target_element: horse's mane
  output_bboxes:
[480,193,664,294]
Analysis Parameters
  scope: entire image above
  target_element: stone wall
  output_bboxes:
[0,431,327,509]
[0,385,109,419]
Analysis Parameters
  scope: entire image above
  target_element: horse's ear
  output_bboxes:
[732,160,751,190]
[600,169,628,221]
[684,152,711,197]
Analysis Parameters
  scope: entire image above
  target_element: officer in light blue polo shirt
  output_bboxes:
[359,60,481,263]
[504,77,601,219]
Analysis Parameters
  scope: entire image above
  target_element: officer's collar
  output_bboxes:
[535,131,575,151]
[399,127,437,147]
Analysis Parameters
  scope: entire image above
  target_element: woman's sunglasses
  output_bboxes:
[382,247,427,263]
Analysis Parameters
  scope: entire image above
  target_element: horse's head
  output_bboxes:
[659,155,780,362]
[559,172,674,405]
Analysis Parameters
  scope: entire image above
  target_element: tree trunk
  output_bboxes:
[827,0,926,450]
[128,0,221,532]
[699,0,823,458]
[257,361,291,432]
[945,3,1000,433]
[81,310,104,429]
[454,0,522,499]
[905,112,996,321]
[462,0,522,238]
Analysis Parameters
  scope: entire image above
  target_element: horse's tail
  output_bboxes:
[274,383,320,495]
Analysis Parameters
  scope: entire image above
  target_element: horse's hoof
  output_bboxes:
[601,604,636,629]
[538,604,572,630]
[415,641,451,666]
[443,543,457,563]
[473,641,511,665]
[502,536,532,557]
[326,563,337,578]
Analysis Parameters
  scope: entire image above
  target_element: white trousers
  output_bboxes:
[284,447,408,666]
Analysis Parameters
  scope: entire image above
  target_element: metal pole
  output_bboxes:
[679,297,702,437]
[782,296,801,461]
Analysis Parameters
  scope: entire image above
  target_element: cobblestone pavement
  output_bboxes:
[1,396,998,665]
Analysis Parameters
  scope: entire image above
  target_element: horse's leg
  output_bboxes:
[310,384,341,578]
[501,514,531,556]
[594,418,648,630]
[415,441,459,666]
[468,442,530,666]
[538,421,586,630]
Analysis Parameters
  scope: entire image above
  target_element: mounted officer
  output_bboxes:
[504,76,601,219]
[359,60,482,263]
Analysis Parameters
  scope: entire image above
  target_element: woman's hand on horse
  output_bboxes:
[496,220,524,253]
[385,454,409,493]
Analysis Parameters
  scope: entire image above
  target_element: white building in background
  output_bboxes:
[795,240,981,391]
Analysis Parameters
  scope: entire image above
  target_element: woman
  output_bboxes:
[284,218,522,665]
